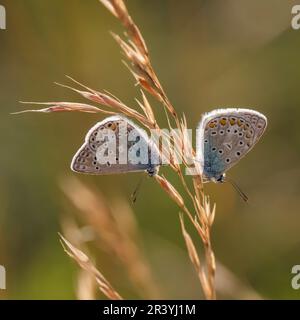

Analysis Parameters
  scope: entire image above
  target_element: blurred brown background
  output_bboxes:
[0,0,300,299]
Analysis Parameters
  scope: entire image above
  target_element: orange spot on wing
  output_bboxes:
[220,118,227,126]
[106,122,117,131]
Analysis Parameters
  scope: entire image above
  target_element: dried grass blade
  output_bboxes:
[13,102,105,114]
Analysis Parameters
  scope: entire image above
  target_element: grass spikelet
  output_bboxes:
[60,234,123,300]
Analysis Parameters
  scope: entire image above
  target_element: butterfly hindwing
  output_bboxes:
[198,108,267,180]
[71,115,160,175]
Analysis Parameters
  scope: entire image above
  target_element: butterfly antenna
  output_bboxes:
[226,177,249,203]
[131,175,145,204]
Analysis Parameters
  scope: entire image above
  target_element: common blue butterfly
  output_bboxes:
[71,115,160,176]
[197,108,267,183]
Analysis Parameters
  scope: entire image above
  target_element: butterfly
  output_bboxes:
[71,115,160,177]
[197,108,267,184]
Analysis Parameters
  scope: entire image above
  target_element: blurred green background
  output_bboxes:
[1,0,300,299]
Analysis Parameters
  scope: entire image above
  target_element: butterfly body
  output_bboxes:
[197,108,267,183]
